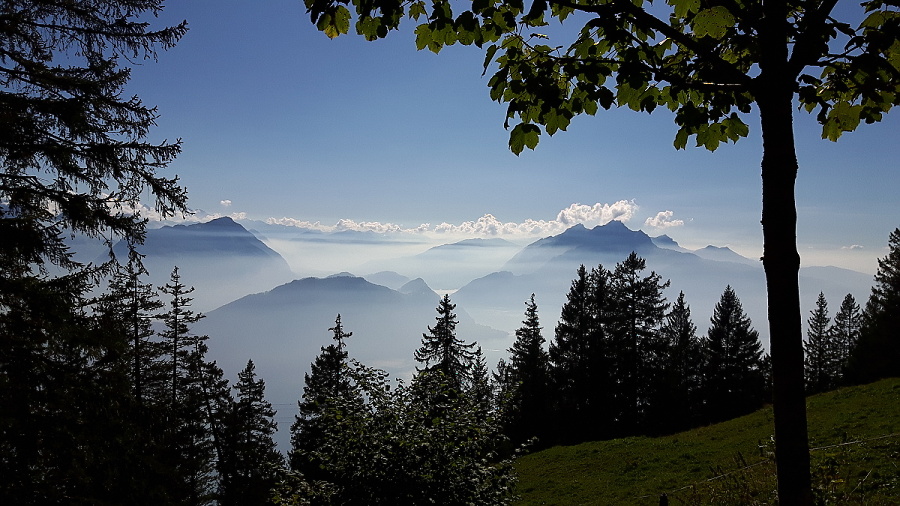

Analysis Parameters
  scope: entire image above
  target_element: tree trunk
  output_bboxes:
[757,1,813,502]
[757,63,813,506]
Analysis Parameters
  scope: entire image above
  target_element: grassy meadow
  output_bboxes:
[514,378,900,505]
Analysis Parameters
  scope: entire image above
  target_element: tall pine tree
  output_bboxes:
[219,360,284,506]
[648,291,703,434]
[607,253,669,433]
[290,314,358,480]
[804,292,836,394]
[849,228,900,383]
[499,294,551,447]
[702,286,766,423]
[157,267,218,505]
[830,293,861,384]
[414,294,477,393]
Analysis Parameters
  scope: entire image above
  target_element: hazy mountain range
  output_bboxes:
[100,217,875,444]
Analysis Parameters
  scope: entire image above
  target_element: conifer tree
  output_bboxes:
[804,292,835,394]
[649,291,703,433]
[219,360,284,506]
[414,294,477,392]
[290,314,358,479]
[0,3,186,500]
[849,228,900,383]
[102,259,166,406]
[548,265,615,441]
[702,286,766,423]
[830,293,861,384]
[157,267,217,505]
[549,265,592,422]
[470,346,493,418]
[607,253,669,432]
[500,294,551,446]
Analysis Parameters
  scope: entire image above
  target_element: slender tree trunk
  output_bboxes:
[757,33,813,506]
[757,1,813,502]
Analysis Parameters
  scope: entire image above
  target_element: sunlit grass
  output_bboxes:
[515,378,900,505]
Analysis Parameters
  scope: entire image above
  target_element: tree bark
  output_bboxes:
[757,2,812,503]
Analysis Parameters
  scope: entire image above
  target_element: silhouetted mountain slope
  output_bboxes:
[110,217,294,310]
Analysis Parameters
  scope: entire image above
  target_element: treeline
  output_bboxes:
[492,245,898,450]
[3,230,899,504]
[2,261,285,504]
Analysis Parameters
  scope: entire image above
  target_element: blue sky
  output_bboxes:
[128,0,899,274]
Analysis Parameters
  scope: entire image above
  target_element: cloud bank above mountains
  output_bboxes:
[139,200,685,240]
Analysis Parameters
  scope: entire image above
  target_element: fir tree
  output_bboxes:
[850,228,900,383]
[548,265,614,441]
[102,259,166,406]
[219,360,284,506]
[414,294,477,392]
[290,314,357,479]
[702,286,766,423]
[830,293,861,384]
[157,267,217,505]
[607,253,669,433]
[500,294,551,446]
[0,3,186,500]
[804,292,835,394]
[649,291,703,433]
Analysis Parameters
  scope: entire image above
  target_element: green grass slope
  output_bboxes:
[514,378,900,505]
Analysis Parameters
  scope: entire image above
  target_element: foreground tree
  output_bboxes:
[803,292,836,394]
[157,268,219,504]
[830,293,862,383]
[548,265,613,441]
[414,294,478,392]
[0,2,186,502]
[607,253,669,432]
[285,324,516,504]
[219,360,284,506]
[849,228,900,383]
[302,0,900,500]
[499,294,551,446]
[651,291,703,433]
[290,314,357,480]
[702,286,767,423]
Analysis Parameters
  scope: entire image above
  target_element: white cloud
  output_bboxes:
[220,199,232,207]
[644,210,684,229]
[556,201,637,227]
[841,244,864,250]
[265,201,639,238]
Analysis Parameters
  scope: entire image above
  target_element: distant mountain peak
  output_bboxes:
[552,220,653,249]
[399,277,435,297]
[691,245,758,266]
[652,234,689,252]
[327,271,357,278]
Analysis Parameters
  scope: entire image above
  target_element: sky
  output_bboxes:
[126,0,900,274]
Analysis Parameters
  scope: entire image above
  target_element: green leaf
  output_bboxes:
[409,1,427,20]
[415,24,432,51]
[674,127,689,150]
[692,6,735,39]
[672,0,701,19]
[483,44,499,75]
[509,123,540,154]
